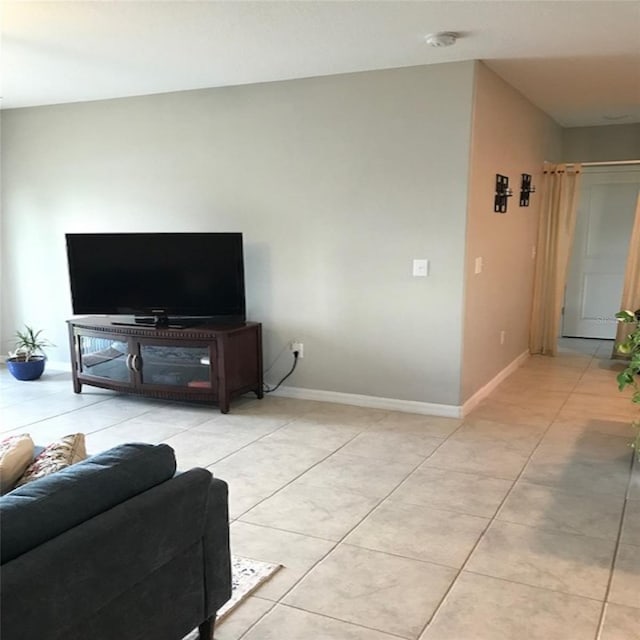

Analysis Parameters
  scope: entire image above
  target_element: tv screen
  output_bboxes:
[65,232,246,322]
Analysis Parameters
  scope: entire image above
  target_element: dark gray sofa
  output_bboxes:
[0,443,232,640]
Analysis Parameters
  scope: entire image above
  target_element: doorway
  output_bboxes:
[562,166,640,339]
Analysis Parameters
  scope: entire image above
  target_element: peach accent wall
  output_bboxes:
[461,62,562,402]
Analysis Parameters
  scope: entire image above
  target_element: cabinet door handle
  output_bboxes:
[125,354,133,371]
[132,354,141,372]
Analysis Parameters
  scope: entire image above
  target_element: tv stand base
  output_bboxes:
[67,317,263,413]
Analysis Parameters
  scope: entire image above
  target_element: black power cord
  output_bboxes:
[264,351,299,393]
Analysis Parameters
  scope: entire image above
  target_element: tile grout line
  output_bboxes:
[234,417,469,639]
[234,398,563,639]
[233,346,632,639]
[6,349,627,638]
[594,452,637,640]
[415,357,588,639]
[225,410,443,523]
[233,354,605,639]
[275,602,412,640]
[462,568,612,605]
[1,394,124,432]
[230,428,370,638]
[91,401,386,639]
[222,417,384,521]
[574,344,637,640]
[200,415,305,468]
[219,411,399,639]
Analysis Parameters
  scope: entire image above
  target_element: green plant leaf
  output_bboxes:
[614,310,640,460]
[617,342,632,355]
[10,325,54,361]
[616,310,637,322]
[617,371,633,390]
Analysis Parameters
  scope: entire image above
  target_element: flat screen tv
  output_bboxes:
[65,232,246,326]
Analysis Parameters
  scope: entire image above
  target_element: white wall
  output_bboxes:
[0,112,4,348]
[1,62,475,407]
[563,124,640,162]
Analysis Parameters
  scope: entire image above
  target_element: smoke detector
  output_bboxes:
[424,32,458,48]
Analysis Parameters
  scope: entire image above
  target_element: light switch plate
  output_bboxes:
[474,257,483,274]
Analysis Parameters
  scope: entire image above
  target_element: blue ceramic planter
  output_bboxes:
[7,356,46,381]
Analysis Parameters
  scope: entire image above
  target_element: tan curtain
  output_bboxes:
[529,163,582,355]
[613,192,640,358]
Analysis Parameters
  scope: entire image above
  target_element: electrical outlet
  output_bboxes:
[290,341,304,358]
[500,330,506,345]
[412,259,429,277]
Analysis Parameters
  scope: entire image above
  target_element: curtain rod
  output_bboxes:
[565,160,640,167]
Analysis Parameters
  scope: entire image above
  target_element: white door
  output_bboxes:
[563,167,640,339]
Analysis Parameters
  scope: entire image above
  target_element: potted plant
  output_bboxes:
[615,309,640,459]
[6,326,54,381]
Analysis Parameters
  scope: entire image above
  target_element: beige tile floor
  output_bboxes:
[1,338,639,639]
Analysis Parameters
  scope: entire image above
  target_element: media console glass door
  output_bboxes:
[137,342,212,390]
[77,335,132,384]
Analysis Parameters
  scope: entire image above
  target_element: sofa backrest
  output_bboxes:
[0,443,177,564]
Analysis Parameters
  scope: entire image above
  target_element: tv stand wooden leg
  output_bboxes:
[73,380,82,393]
[198,615,215,640]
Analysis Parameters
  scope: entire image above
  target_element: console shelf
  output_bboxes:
[67,317,263,413]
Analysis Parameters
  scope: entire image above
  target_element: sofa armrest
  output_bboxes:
[203,477,232,615]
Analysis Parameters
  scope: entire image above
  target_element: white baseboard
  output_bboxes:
[4,353,527,421]
[0,354,457,417]
[270,385,463,418]
[461,350,530,416]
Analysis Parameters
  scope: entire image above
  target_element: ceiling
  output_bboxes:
[2,1,639,127]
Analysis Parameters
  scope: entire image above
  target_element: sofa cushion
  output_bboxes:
[0,443,177,564]
[16,433,87,487]
[0,434,34,494]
